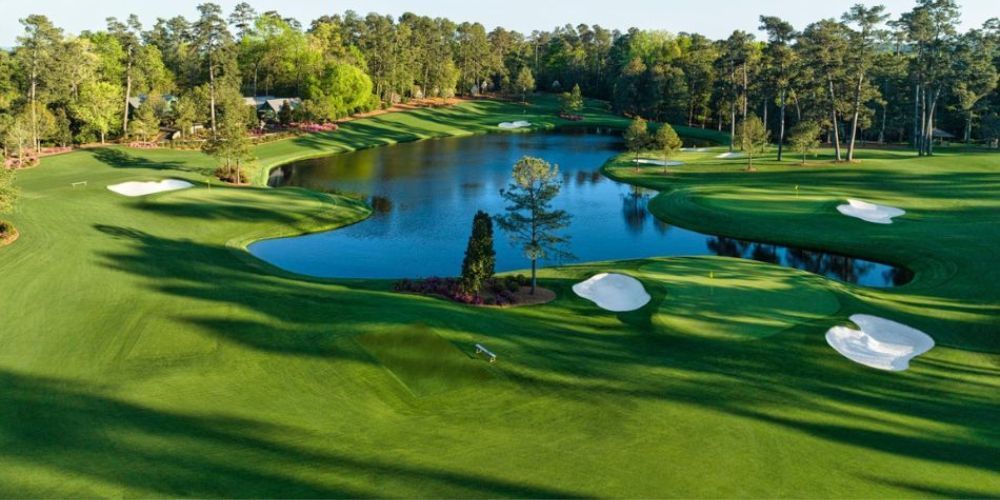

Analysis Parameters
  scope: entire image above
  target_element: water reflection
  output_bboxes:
[369,196,393,214]
[254,132,909,287]
[707,236,912,285]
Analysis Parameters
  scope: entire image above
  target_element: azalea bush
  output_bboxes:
[395,275,529,306]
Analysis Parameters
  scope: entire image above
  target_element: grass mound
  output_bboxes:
[355,324,495,397]
[641,257,841,339]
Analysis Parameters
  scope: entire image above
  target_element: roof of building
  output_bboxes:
[263,98,302,113]
[243,96,276,107]
[128,94,177,109]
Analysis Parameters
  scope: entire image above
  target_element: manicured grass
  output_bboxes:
[0,100,997,497]
[604,146,1000,351]
[355,324,496,397]
[640,258,841,339]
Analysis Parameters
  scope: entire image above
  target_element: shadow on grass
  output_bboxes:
[90,148,209,176]
[89,221,1000,488]
[0,370,581,497]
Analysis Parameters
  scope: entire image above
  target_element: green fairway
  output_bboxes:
[0,100,998,497]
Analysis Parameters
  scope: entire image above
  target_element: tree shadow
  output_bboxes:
[90,147,208,175]
[0,369,583,497]
[87,221,1000,493]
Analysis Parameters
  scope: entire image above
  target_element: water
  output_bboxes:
[252,131,911,287]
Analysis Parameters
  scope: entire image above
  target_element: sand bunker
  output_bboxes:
[573,273,651,312]
[715,152,744,159]
[108,179,194,197]
[681,147,709,152]
[826,314,934,371]
[836,198,905,224]
[634,158,684,167]
[498,120,532,129]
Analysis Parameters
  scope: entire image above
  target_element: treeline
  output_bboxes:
[0,0,998,165]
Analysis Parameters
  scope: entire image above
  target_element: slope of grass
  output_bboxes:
[604,146,1000,352]
[0,100,996,497]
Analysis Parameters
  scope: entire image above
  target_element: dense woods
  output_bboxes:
[0,0,998,169]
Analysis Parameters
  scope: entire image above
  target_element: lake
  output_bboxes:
[251,130,911,287]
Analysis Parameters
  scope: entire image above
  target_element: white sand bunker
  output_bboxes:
[498,120,532,129]
[826,314,935,371]
[634,158,684,167]
[836,198,905,224]
[107,179,194,197]
[681,147,708,152]
[573,273,651,312]
[715,151,744,159]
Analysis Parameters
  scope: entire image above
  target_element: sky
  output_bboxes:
[1,0,996,47]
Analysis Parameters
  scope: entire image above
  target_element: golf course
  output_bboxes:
[1,95,997,497]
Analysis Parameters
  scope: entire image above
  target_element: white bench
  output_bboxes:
[71,181,88,188]
[475,343,497,363]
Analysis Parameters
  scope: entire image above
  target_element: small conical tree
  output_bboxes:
[461,210,496,293]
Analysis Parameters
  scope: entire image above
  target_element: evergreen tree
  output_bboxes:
[787,120,822,164]
[735,114,769,171]
[842,4,890,161]
[15,15,64,152]
[514,66,535,103]
[460,210,496,294]
[560,83,584,115]
[798,19,852,161]
[106,15,143,136]
[495,156,572,294]
[192,3,234,138]
[953,30,999,142]
[278,101,294,124]
[203,89,253,184]
[131,99,161,142]
[759,16,798,161]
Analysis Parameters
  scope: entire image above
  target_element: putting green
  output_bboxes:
[640,257,841,340]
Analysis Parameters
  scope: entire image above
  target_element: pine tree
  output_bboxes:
[460,210,496,294]
[514,66,535,103]
[560,83,584,115]
[787,120,821,165]
[495,156,572,294]
[735,114,769,171]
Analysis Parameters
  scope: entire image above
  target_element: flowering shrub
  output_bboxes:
[394,275,529,306]
[292,122,339,133]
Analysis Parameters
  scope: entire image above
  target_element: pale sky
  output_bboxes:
[1,0,996,47]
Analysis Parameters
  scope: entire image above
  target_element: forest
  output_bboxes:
[0,0,997,170]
